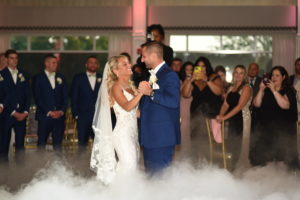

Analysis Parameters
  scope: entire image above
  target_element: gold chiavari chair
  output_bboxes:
[24,106,38,149]
[205,118,231,169]
[63,108,78,151]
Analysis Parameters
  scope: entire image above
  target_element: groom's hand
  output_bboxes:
[138,81,152,96]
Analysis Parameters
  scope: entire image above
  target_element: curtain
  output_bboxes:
[272,34,296,75]
[108,34,132,58]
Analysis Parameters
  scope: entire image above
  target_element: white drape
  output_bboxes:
[108,34,132,58]
[272,34,296,75]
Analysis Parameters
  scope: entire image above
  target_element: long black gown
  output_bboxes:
[226,90,243,166]
[250,87,299,169]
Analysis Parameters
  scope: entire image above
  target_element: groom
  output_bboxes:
[139,41,180,174]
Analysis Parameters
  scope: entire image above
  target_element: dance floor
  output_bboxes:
[0,135,300,200]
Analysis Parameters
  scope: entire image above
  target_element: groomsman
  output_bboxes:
[0,70,5,161]
[33,54,68,151]
[0,49,30,161]
[71,56,102,151]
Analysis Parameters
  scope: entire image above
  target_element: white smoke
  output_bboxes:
[1,161,300,200]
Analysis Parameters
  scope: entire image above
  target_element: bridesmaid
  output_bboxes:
[216,65,252,169]
[179,61,194,156]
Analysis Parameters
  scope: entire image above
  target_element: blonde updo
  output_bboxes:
[107,55,137,106]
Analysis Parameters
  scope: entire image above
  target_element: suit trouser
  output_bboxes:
[0,115,26,160]
[143,145,175,174]
[37,117,65,150]
[77,114,94,147]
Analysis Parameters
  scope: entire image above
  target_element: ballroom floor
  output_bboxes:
[0,132,214,192]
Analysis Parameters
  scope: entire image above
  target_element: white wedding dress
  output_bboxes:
[90,62,140,185]
[111,90,140,173]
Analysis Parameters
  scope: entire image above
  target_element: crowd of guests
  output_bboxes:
[177,56,300,170]
[0,26,299,170]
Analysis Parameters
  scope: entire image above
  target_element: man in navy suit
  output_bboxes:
[0,49,30,161]
[139,42,180,174]
[71,56,101,151]
[33,54,68,151]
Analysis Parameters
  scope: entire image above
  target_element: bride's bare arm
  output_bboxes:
[112,84,143,112]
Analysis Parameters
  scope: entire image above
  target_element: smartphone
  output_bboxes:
[193,66,203,80]
[262,73,270,85]
[194,66,203,73]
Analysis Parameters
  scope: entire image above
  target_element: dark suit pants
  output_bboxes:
[143,146,175,175]
[77,114,94,147]
[37,117,65,150]
[0,116,26,160]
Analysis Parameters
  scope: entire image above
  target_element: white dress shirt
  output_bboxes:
[8,67,18,84]
[151,61,165,75]
[45,70,56,89]
[87,71,96,90]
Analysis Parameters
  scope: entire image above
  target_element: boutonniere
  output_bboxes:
[149,74,158,86]
[56,77,63,85]
[18,73,25,82]
[97,78,102,83]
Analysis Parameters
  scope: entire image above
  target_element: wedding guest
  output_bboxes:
[71,56,102,151]
[215,65,230,93]
[33,54,68,151]
[147,24,174,67]
[248,63,261,98]
[178,61,194,155]
[171,57,183,73]
[290,57,300,119]
[250,66,298,169]
[182,56,223,118]
[0,49,30,161]
[181,56,223,149]
[216,65,252,168]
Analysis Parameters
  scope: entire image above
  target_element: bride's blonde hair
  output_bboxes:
[107,55,137,106]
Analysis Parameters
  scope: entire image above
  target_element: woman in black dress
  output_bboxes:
[181,57,223,160]
[250,66,298,169]
[216,65,252,168]
[181,56,223,118]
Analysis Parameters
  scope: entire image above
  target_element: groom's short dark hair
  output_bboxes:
[144,41,164,59]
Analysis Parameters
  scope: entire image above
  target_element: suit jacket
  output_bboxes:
[70,72,101,119]
[252,76,262,99]
[33,71,68,120]
[140,64,180,148]
[0,73,4,119]
[0,68,30,116]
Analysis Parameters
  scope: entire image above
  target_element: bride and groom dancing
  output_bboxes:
[90,42,180,184]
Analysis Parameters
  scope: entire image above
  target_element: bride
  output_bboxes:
[90,55,143,184]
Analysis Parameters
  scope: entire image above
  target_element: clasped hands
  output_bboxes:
[49,111,64,119]
[12,112,28,121]
[138,81,153,96]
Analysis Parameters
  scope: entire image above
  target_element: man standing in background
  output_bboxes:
[33,54,68,151]
[71,56,102,152]
[0,49,30,161]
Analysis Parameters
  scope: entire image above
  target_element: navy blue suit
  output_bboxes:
[140,64,180,173]
[71,72,101,147]
[0,67,30,159]
[0,73,5,160]
[33,71,68,150]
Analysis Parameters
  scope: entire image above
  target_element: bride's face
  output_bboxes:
[116,57,132,77]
